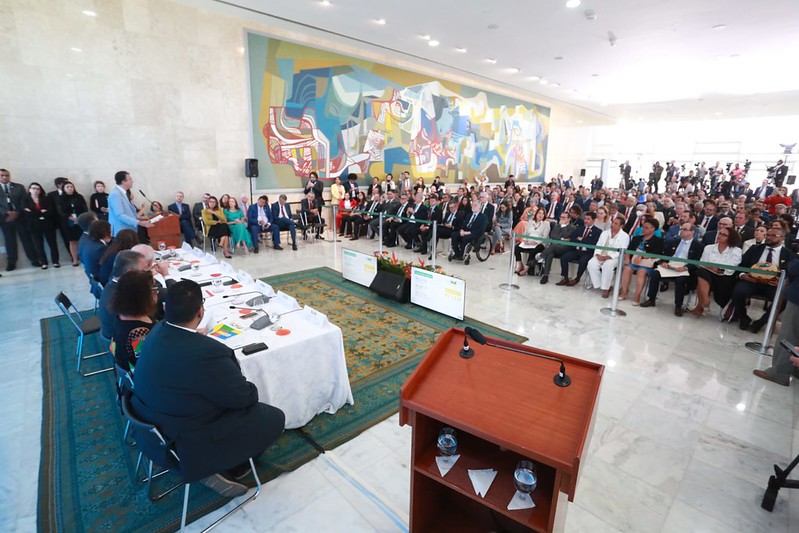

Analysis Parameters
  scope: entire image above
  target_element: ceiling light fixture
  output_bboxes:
[577,120,583,124]
[712,24,726,30]
[486,58,497,64]
[715,112,723,116]
[375,18,386,25]
[82,10,97,17]
[428,40,439,47]
[566,0,581,8]
[526,75,541,81]
[421,34,431,40]
[71,47,82,52]
[487,24,499,30]
[320,0,331,6]
[600,102,608,107]
[507,67,520,74]
[591,73,599,77]
[551,82,561,87]
[455,47,467,53]
[584,9,596,20]
[539,79,549,85]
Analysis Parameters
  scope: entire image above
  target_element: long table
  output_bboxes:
[158,244,354,429]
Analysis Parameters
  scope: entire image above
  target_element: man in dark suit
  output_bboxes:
[538,212,578,284]
[343,173,359,198]
[450,199,487,261]
[271,194,297,250]
[398,192,429,249]
[732,211,754,242]
[46,176,71,257]
[620,160,632,189]
[773,160,788,188]
[79,219,111,284]
[640,223,704,316]
[132,280,285,495]
[349,192,381,240]
[733,227,795,332]
[368,190,399,239]
[303,172,324,206]
[383,191,412,247]
[701,216,733,246]
[557,214,602,286]
[477,191,495,225]
[0,168,36,271]
[425,200,460,258]
[247,195,281,252]
[300,191,325,239]
[410,195,443,254]
[168,191,200,246]
[753,179,774,200]
[192,192,210,233]
[696,200,719,234]
[99,250,147,340]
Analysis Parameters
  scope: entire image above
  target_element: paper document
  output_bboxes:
[149,214,164,224]
[656,262,689,278]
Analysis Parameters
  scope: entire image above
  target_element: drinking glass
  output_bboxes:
[191,263,200,276]
[437,427,458,462]
[158,241,166,252]
[513,460,537,494]
[212,278,223,293]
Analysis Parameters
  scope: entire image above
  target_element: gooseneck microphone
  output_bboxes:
[459,335,474,358]
[229,306,273,330]
[463,327,572,387]
[222,291,272,306]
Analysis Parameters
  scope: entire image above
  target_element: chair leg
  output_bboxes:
[181,484,191,532]
[201,457,262,533]
[76,333,84,373]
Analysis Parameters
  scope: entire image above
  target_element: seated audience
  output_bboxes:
[585,215,631,297]
[398,192,429,249]
[99,250,147,340]
[111,270,158,371]
[97,228,139,285]
[558,212,603,286]
[224,197,252,255]
[538,212,577,284]
[168,191,201,246]
[271,194,298,250]
[247,195,281,251]
[81,220,112,282]
[411,195,442,254]
[742,224,767,254]
[202,195,233,258]
[640,223,704,315]
[348,192,381,240]
[450,198,488,261]
[492,201,513,253]
[753,260,799,386]
[514,207,550,276]
[300,191,325,239]
[131,280,286,496]
[619,217,664,304]
[690,227,742,317]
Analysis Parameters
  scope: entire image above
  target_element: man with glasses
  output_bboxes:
[701,216,733,246]
[640,224,704,316]
[733,227,795,332]
[192,193,211,233]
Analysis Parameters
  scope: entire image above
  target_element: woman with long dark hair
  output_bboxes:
[97,229,139,285]
[111,270,158,371]
[22,182,60,269]
[57,181,88,266]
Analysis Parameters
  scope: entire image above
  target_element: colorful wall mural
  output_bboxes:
[247,32,550,188]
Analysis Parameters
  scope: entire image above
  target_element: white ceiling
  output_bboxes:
[209,0,799,121]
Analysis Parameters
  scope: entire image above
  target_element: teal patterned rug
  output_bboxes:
[38,267,525,532]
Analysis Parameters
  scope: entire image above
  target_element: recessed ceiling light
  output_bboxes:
[591,73,599,77]
[454,47,467,53]
[568,88,578,93]
[66,73,73,78]
[421,34,431,40]
[71,47,82,52]
[82,10,97,17]
[428,40,439,47]
[600,102,608,107]
[638,116,645,120]
[507,67,520,74]
[486,58,497,64]
[576,120,583,124]
[715,112,723,116]
[375,18,386,25]
[712,24,726,30]
[566,0,581,8]
[539,79,549,85]
[551,82,561,87]
[487,24,499,30]
[526,75,540,81]
[320,0,331,5]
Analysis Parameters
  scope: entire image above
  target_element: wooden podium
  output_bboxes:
[146,213,182,249]
[400,328,603,532]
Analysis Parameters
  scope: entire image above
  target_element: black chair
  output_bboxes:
[54,292,113,377]
[120,392,262,532]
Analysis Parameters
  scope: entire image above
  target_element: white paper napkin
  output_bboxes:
[435,455,460,477]
[193,247,204,257]
[238,270,254,285]
[204,253,218,264]
[507,490,535,510]
[181,242,193,252]
[255,280,276,297]
[467,469,497,498]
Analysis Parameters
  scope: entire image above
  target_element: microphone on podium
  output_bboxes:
[462,327,571,387]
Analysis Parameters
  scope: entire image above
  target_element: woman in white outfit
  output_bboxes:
[514,206,550,276]
[586,214,631,297]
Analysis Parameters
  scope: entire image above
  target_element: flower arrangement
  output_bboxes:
[374,251,447,279]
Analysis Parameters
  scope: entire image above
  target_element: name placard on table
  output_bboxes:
[410,267,465,320]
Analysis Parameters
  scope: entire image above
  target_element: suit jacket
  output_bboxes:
[271,201,293,221]
[462,212,488,237]
[754,185,774,199]
[425,204,443,226]
[740,243,794,272]
[478,203,495,223]
[550,222,578,244]
[660,239,704,274]
[404,201,428,223]
[132,322,282,482]
[191,201,206,223]
[575,224,602,250]
[544,201,562,220]
[0,182,26,221]
[247,203,274,228]
[108,186,139,236]
[168,202,193,225]
[79,238,107,281]
[303,180,324,205]
[627,234,665,259]
[734,225,754,242]
[696,214,719,233]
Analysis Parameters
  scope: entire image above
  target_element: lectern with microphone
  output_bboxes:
[400,328,604,532]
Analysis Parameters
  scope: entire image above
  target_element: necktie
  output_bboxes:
[3,184,11,208]
[582,227,589,240]
[177,203,182,214]
[281,205,287,218]
[468,214,476,228]
[675,240,686,258]
[448,212,454,225]
[702,217,709,229]
[766,247,774,264]
[631,217,640,234]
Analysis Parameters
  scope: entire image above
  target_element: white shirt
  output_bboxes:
[257,205,268,225]
[758,244,783,265]
[594,229,630,260]
[699,244,742,276]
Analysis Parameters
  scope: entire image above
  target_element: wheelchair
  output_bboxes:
[449,232,493,265]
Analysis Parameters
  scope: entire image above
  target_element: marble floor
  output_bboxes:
[1,231,798,532]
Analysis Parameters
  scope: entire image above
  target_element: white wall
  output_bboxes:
[0,0,612,205]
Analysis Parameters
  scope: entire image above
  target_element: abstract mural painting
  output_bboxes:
[247,32,550,188]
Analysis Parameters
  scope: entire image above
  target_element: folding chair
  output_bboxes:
[54,292,113,377]
[120,392,262,532]
[115,363,136,446]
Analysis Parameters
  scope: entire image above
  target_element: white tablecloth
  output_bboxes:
[162,245,354,429]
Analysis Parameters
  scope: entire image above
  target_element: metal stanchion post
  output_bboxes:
[745,270,787,356]
[600,248,627,317]
[431,221,437,270]
[378,212,384,256]
[499,233,520,291]
[331,205,341,243]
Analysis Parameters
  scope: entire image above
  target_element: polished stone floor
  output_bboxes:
[1,231,798,532]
